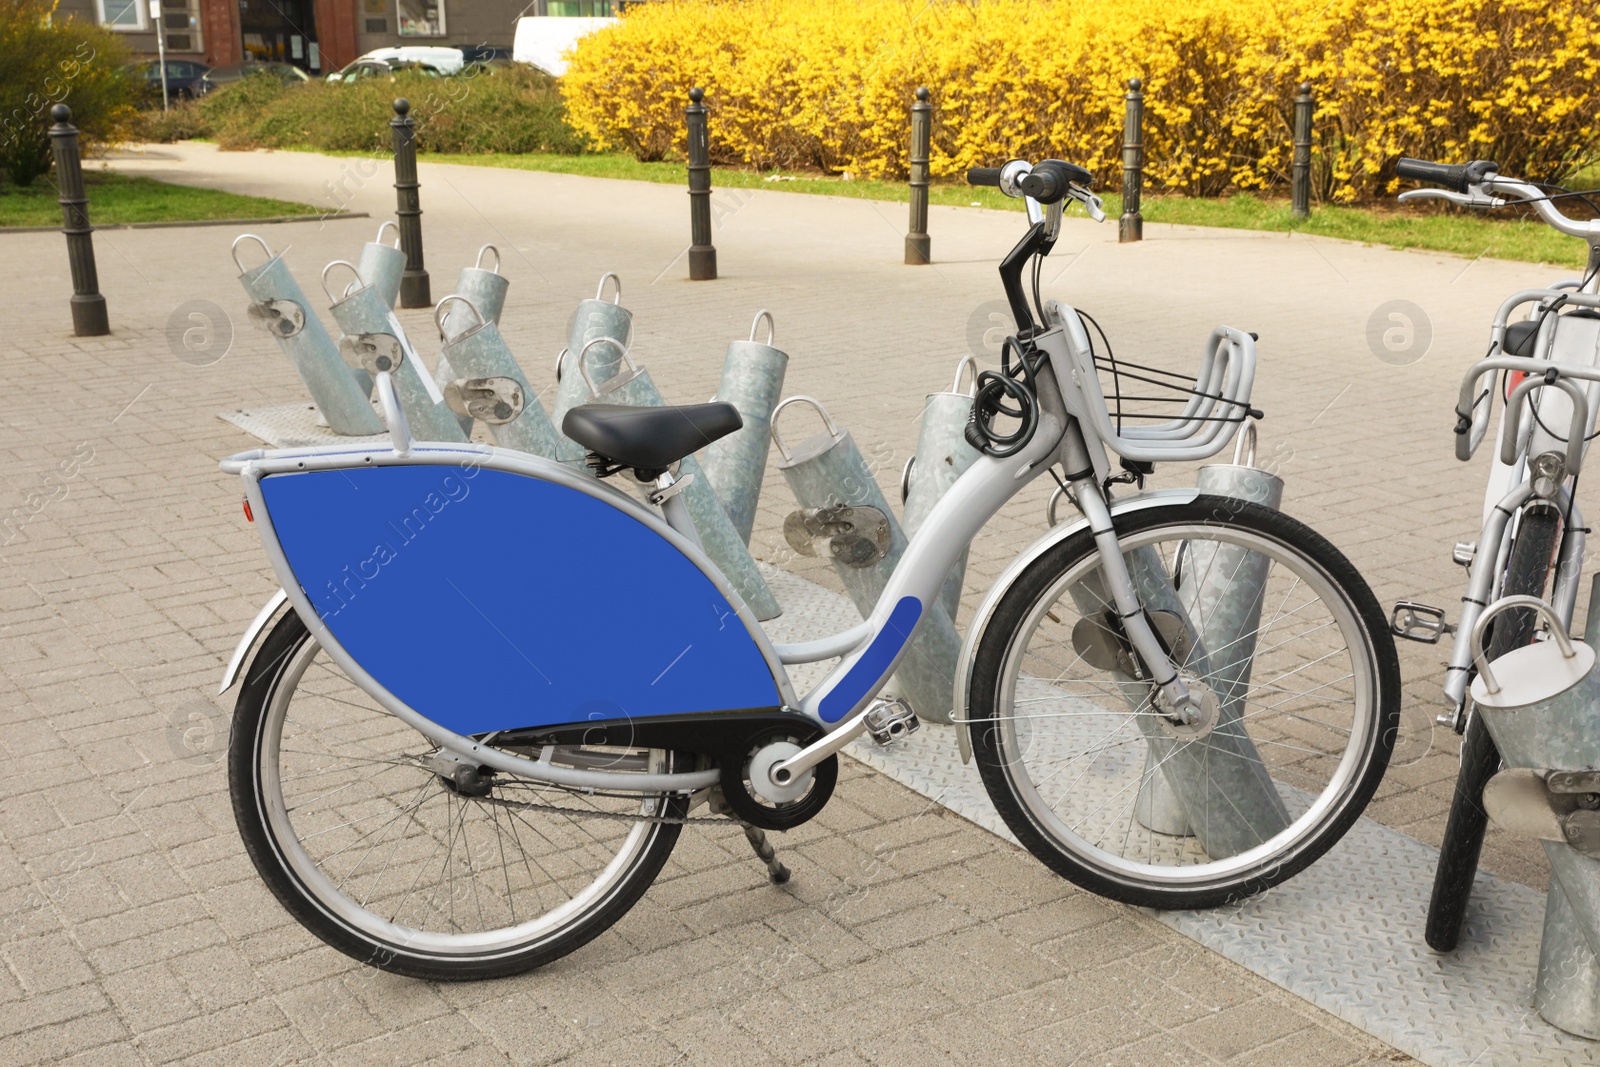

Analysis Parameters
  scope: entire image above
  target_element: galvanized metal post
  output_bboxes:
[774,398,961,722]
[355,221,406,312]
[48,106,109,337]
[686,87,717,281]
[701,310,788,544]
[390,98,431,308]
[233,235,383,436]
[324,261,464,444]
[1119,79,1144,244]
[435,245,511,434]
[436,296,565,461]
[1291,82,1314,219]
[905,87,932,266]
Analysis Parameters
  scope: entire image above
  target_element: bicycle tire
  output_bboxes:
[229,610,687,980]
[1424,505,1560,952]
[967,498,1400,909]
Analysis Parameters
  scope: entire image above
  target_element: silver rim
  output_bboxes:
[990,521,1377,889]
[256,634,671,959]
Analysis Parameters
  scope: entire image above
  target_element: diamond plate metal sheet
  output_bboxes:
[220,404,388,449]
[757,563,1600,1067]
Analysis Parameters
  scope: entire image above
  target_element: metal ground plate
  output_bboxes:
[758,564,1599,1067]
[220,404,389,449]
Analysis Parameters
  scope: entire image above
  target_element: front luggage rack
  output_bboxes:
[1044,300,1260,463]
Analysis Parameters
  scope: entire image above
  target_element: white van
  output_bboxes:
[512,16,617,76]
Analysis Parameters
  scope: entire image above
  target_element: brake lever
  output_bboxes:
[1068,184,1106,223]
[1397,187,1502,209]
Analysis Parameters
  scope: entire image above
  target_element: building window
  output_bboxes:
[162,0,203,53]
[97,0,147,31]
[396,0,444,36]
[548,2,614,14]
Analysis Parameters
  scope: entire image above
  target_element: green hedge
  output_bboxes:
[138,66,587,156]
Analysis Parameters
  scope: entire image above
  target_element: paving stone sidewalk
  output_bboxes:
[1,139,1561,1064]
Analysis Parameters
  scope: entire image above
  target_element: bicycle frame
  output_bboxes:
[223,320,1197,798]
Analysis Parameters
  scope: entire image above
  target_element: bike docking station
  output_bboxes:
[1470,587,1600,1039]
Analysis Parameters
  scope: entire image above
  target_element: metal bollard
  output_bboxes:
[1119,79,1144,244]
[905,87,932,266]
[435,296,564,460]
[323,261,464,444]
[576,346,781,621]
[900,357,981,621]
[686,87,717,281]
[232,234,383,436]
[390,98,430,308]
[436,245,511,434]
[1133,424,1289,839]
[1291,82,1314,219]
[701,310,789,544]
[354,221,407,312]
[773,397,961,722]
[552,274,633,463]
[48,105,109,336]
[1472,592,1600,1038]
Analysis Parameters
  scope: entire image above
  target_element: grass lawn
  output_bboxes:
[0,169,320,229]
[423,151,1591,269]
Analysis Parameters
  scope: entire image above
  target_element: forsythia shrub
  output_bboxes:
[561,0,1599,200]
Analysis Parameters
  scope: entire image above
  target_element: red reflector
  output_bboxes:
[242,500,254,523]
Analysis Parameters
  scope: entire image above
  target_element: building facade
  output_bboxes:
[60,0,619,74]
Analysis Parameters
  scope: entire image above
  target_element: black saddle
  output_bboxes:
[562,402,742,474]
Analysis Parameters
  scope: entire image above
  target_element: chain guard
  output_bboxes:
[718,724,837,831]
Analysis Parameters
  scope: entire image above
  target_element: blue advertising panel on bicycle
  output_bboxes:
[259,463,783,736]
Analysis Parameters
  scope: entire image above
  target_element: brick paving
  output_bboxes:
[3,138,1569,1063]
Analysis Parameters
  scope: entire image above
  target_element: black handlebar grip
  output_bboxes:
[1019,167,1063,203]
[1396,157,1472,193]
[966,167,1003,188]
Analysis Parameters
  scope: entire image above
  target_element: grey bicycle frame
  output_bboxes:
[224,336,1196,796]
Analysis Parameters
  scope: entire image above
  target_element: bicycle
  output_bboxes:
[1386,158,1600,952]
[219,157,1400,980]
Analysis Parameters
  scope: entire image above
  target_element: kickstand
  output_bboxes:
[742,824,791,885]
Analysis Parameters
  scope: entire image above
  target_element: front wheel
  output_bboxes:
[968,497,1399,909]
[229,610,687,980]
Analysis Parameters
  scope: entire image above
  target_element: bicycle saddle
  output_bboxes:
[563,402,742,473]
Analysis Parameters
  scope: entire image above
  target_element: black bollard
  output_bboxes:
[905,86,932,265]
[48,105,109,337]
[1119,78,1144,244]
[390,98,431,307]
[686,87,717,281]
[1291,82,1314,219]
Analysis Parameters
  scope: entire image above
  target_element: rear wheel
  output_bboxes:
[1425,505,1560,952]
[229,610,686,980]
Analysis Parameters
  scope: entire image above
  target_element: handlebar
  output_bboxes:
[1395,158,1499,193]
[1396,157,1599,242]
[967,158,1099,209]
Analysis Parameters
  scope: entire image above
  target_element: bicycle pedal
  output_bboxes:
[863,698,920,746]
[1391,601,1454,644]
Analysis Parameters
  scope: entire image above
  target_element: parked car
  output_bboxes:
[125,59,211,102]
[453,44,514,68]
[198,62,310,95]
[326,47,464,81]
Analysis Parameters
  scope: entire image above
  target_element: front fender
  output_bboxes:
[954,488,1200,762]
[220,588,289,695]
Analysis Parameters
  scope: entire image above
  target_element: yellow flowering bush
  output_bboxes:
[561,0,1599,200]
